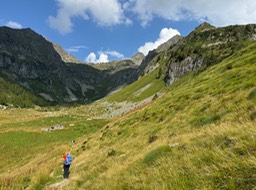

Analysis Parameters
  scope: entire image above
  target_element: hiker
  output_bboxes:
[61,151,72,179]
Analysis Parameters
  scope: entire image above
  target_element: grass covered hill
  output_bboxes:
[0,42,256,189]
[64,43,256,190]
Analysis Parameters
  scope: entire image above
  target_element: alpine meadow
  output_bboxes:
[1,20,256,190]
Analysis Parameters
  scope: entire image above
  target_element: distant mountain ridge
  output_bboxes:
[0,23,256,107]
[0,26,139,105]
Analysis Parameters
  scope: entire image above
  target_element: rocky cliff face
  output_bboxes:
[138,35,183,76]
[0,27,139,104]
[164,23,256,85]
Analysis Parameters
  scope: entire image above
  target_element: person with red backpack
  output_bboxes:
[61,151,72,179]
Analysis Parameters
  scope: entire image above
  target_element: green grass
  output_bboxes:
[1,113,107,133]
[0,110,108,189]
[66,43,256,190]
[109,123,256,190]
[143,145,172,166]
[0,120,105,174]
[106,69,166,102]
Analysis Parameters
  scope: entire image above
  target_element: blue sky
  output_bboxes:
[1,0,256,63]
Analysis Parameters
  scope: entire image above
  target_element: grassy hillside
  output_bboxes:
[0,108,108,189]
[106,68,166,103]
[0,43,256,189]
[57,43,255,189]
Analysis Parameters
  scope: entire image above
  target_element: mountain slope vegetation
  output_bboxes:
[0,76,49,108]
[60,43,256,190]
[0,41,256,190]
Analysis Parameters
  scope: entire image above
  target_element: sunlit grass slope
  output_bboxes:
[106,69,166,103]
[60,44,256,189]
[1,43,256,190]
[0,108,108,190]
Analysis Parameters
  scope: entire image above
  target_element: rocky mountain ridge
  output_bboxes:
[138,23,256,86]
[164,23,256,85]
[130,52,145,65]
[1,23,256,106]
[53,43,83,64]
[0,26,139,104]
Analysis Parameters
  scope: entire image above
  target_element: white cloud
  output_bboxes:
[85,52,109,63]
[67,48,79,53]
[138,28,180,55]
[49,0,128,35]
[49,0,256,35]
[67,45,87,53]
[103,51,124,59]
[85,52,97,63]
[129,0,256,27]
[98,53,109,63]
[85,50,124,63]
[5,21,23,29]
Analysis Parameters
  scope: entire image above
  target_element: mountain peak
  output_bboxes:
[130,52,145,65]
[53,43,83,64]
[194,22,216,33]
[156,35,183,53]
[0,26,62,64]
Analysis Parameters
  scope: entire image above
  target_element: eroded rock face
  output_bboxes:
[166,57,203,85]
